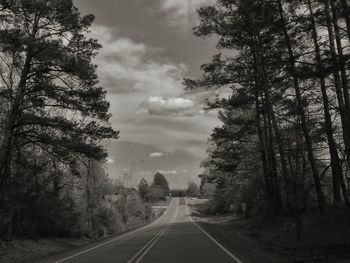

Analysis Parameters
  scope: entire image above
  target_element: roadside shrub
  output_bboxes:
[186,181,200,197]
[16,195,81,238]
[204,182,236,215]
[92,206,120,237]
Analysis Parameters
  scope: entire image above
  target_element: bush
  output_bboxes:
[92,205,121,237]
[14,195,81,238]
[187,181,199,197]
[207,183,237,214]
[113,189,153,231]
[145,186,166,202]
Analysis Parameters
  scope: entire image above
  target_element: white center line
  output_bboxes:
[134,227,168,263]
[127,227,168,263]
[130,197,180,263]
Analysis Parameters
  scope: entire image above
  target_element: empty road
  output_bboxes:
[41,198,242,263]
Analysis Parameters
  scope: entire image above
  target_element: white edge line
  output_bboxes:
[54,198,175,263]
[185,198,243,263]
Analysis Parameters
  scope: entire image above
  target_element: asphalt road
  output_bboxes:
[42,197,242,263]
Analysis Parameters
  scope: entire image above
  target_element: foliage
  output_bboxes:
[137,173,171,203]
[188,0,350,237]
[0,0,124,239]
[145,186,167,202]
[138,178,149,200]
[186,181,199,197]
[152,172,170,196]
[198,174,216,199]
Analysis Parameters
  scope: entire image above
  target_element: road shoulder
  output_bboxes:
[186,198,290,263]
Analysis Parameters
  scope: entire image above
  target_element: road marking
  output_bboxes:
[185,198,243,263]
[128,198,179,263]
[53,198,175,263]
[134,227,168,263]
[127,227,168,263]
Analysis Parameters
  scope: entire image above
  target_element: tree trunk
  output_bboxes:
[253,38,293,215]
[276,0,325,211]
[330,0,350,109]
[307,0,343,207]
[0,54,32,184]
[339,0,350,44]
[261,104,279,218]
[323,0,350,206]
[339,171,350,207]
[267,106,282,216]
[329,1,350,190]
[254,84,270,202]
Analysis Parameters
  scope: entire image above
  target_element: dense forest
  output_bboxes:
[0,0,171,239]
[187,0,350,236]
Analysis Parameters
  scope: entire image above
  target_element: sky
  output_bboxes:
[74,0,227,189]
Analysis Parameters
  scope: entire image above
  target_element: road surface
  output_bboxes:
[42,197,242,263]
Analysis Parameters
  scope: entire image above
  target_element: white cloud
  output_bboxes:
[150,152,165,158]
[106,157,115,164]
[182,169,189,173]
[158,169,178,175]
[139,96,199,117]
[89,25,187,96]
[158,0,216,27]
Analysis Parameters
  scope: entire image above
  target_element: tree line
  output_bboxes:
[138,172,170,202]
[137,174,199,200]
[186,0,350,236]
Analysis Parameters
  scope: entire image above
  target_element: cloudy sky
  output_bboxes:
[75,0,226,189]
